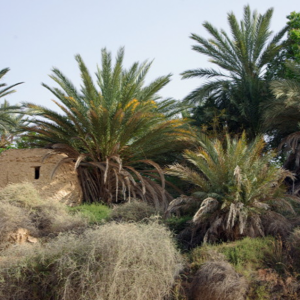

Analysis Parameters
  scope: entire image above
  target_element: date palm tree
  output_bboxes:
[24,48,190,208]
[0,100,29,148]
[0,68,23,147]
[181,5,287,139]
[264,61,300,140]
[0,68,23,99]
[264,61,300,194]
[166,133,293,243]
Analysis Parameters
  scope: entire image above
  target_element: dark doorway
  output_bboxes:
[34,166,40,179]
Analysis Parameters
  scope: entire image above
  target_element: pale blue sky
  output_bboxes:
[1,0,298,111]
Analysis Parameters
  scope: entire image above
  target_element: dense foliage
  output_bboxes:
[167,133,293,242]
[0,69,24,148]
[23,48,190,208]
[181,5,287,139]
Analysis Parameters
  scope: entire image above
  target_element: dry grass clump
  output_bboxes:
[109,199,160,222]
[0,222,183,300]
[261,211,292,238]
[288,228,300,271]
[0,202,37,247]
[0,183,86,246]
[189,260,248,300]
[0,182,44,208]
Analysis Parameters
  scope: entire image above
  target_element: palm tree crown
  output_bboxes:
[0,68,23,99]
[0,68,23,145]
[182,5,287,139]
[167,133,293,242]
[24,48,189,207]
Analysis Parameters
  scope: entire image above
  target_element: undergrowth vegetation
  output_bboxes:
[167,133,294,245]
[185,236,300,299]
[0,183,86,247]
[68,203,111,224]
[190,237,276,273]
[0,222,183,300]
[108,200,160,222]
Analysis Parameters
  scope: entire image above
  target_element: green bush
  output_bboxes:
[0,222,183,300]
[190,237,275,273]
[69,203,111,224]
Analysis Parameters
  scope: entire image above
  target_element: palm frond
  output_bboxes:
[23,48,191,208]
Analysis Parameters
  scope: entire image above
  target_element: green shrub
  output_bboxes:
[109,200,160,222]
[165,216,192,234]
[69,203,111,224]
[0,222,183,300]
[190,237,275,273]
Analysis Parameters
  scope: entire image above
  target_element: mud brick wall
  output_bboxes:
[0,148,82,204]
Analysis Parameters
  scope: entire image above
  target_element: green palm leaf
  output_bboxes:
[23,48,190,208]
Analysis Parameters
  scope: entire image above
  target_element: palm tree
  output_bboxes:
[264,62,300,139]
[0,68,22,136]
[23,48,189,209]
[166,133,293,243]
[0,100,29,148]
[0,68,24,148]
[181,5,287,139]
[264,62,300,194]
[0,68,23,99]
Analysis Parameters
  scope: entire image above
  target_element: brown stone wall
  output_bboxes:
[0,149,82,204]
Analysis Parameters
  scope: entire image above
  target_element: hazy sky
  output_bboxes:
[1,0,298,111]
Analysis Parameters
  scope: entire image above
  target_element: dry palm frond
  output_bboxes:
[164,195,199,218]
[192,197,219,224]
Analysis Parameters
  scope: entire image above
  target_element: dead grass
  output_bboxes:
[189,260,248,300]
[0,182,44,208]
[288,228,300,271]
[0,222,183,300]
[261,211,292,238]
[0,202,37,247]
[0,183,86,247]
[109,200,160,222]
